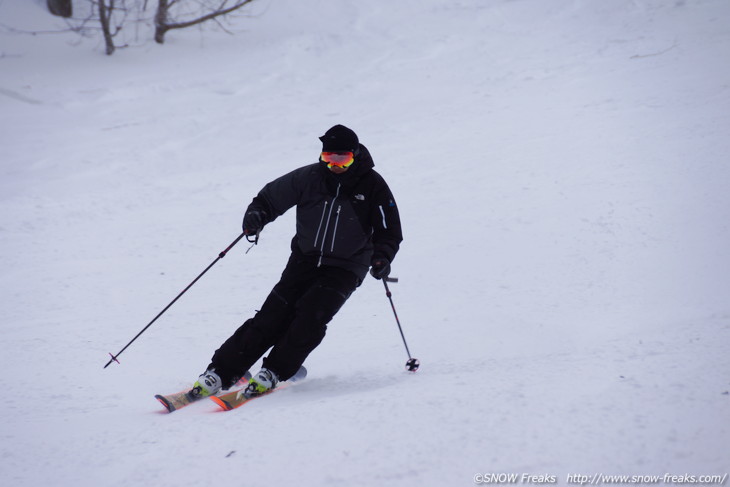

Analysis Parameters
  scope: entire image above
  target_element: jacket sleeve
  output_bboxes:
[246,166,306,225]
[370,175,403,263]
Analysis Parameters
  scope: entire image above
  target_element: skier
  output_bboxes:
[192,124,403,398]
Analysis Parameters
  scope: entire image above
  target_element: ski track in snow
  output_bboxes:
[1,0,729,486]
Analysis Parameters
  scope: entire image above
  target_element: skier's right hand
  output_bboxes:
[242,209,265,235]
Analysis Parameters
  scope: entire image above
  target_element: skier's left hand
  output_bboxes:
[370,257,391,280]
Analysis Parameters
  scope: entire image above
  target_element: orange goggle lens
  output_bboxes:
[321,151,355,168]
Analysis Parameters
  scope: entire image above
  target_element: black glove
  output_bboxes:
[370,257,391,280]
[242,209,265,235]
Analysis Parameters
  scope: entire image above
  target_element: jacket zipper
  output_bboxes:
[330,205,342,252]
[317,183,341,266]
[313,201,329,248]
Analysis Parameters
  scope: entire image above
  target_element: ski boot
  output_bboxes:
[191,369,222,398]
[245,368,279,397]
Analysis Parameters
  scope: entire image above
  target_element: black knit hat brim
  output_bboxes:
[319,124,359,152]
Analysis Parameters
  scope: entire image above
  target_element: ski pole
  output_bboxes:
[104,231,251,368]
[382,277,420,372]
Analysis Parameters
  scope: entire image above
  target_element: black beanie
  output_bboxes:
[319,124,359,152]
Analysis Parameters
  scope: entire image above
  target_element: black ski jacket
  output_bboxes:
[246,144,402,281]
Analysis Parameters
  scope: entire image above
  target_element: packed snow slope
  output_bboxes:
[1,0,729,486]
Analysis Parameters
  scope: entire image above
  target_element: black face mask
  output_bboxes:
[321,161,361,193]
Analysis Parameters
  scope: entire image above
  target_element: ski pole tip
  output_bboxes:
[104,353,120,368]
[406,358,420,372]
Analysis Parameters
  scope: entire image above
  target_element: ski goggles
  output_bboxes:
[321,151,355,169]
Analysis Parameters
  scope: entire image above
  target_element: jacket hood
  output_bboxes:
[351,143,375,174]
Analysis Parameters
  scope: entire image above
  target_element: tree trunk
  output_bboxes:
[47,0,72,18]
[154,0,169,44]
[98,0,116,55]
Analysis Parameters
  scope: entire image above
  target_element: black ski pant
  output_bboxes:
[208,253,360,387]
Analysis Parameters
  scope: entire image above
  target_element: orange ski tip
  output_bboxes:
[210,396,231,411]
[155,395,174,412]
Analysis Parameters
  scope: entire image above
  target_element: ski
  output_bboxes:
[211,366,307,411]
[154,389,201,412]
[155,371,251,413]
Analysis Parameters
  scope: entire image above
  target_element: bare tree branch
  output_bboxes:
[154,0,255,44]
[11,0,257,54]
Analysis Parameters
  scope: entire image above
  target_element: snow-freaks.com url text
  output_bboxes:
[473,473,728,485]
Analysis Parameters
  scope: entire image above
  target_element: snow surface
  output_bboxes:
[1,0,729,485]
